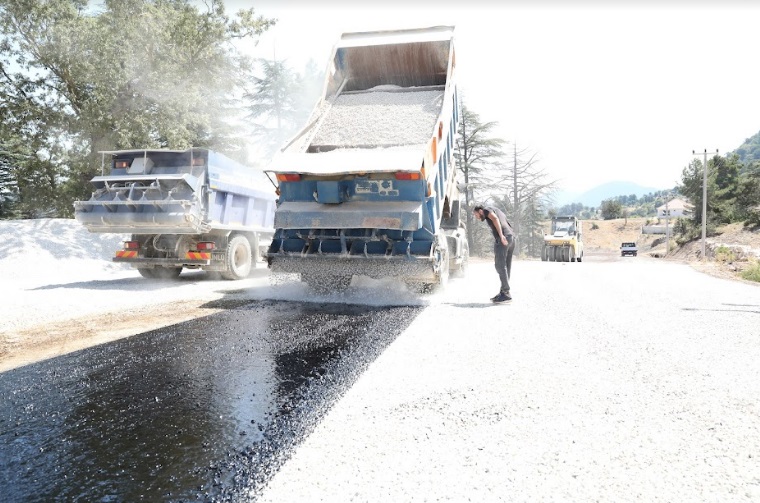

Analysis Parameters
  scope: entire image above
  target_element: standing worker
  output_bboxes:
[473,204,515,303]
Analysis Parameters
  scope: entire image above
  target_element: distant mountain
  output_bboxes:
[555,181,661,208]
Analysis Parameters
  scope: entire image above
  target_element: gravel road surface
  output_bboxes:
[2,219,759,502]
[259,256,760,502]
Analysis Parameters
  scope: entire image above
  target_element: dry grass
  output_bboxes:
[579,217,648,251]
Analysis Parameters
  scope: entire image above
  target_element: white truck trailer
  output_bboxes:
[74,148,276,279]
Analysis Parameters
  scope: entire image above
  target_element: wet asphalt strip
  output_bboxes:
[0,299,422,502]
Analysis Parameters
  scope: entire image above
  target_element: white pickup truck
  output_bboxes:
[620,242,638,257]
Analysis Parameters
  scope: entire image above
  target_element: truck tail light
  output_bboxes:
[395,172,422,180]
[276,173,301,182]
[196,242,215,251]
[123,241,140,250]
[192,157,205,166]
[114,160,130,169]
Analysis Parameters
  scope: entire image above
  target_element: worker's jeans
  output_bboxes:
[494,236,515,294]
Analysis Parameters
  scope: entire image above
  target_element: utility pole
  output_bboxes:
[692,149,718,260]
[664,197,670,256]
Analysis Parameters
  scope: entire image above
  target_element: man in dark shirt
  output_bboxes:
[473,204,515,303]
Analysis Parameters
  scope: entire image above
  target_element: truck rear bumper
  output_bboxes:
[273,201,423,231]
[75,210,205,234]
[268,254,437,281]
[113,257,210,266]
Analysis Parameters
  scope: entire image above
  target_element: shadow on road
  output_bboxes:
[30,268,270,291]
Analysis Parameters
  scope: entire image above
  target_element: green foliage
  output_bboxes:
[552,188,678,220]
[714,245,736,263]
[736,164,760,226]
[0,0,275,218]
[600,199,623,220]
[740,260,760,282]
[734,129,760,166]
[590,222,599,230]
[0,134,20,218]
[555,201,592,218]
[245,58,323,157]
[678,152,760,230]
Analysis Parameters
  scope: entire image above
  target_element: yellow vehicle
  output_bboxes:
[542,216,583,262]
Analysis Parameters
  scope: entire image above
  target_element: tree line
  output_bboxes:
[0,0,324,219]
[677,152,760,236]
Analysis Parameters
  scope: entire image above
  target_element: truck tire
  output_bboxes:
[153,267,182,280]
[432,232,450,288]
[562,248,570,262]
[578,251,583,263]
[137,268,156,279]
[452,247,469,278]
[221,235,252,280]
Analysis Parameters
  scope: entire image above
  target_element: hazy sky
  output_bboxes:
[232,1,760,194]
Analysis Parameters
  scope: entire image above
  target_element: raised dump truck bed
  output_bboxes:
[266,26,468,290]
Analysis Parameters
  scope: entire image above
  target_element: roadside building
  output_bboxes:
[657,198,693,219]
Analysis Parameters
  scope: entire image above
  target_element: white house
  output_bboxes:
[657,198,692,219]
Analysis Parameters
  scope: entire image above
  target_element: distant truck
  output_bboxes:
[620,242,638,257]
[542,216,583,262]
[74,148,277,279]
[265,26,468,291]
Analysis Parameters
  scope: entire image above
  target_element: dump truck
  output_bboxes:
[265,25,468,291]
[74,148,277,279]
[542,216,583,262]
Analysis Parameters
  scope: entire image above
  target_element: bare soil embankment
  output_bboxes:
[578,217,760,284]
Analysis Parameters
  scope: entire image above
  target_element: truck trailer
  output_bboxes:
[74,148,276,279]
[265,26,468,291]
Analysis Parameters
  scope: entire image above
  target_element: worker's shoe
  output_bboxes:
[492,292,512,303]
[490,292,502,301]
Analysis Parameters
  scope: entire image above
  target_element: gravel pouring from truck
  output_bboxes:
[74,148,276,280]
[266,26,468,290]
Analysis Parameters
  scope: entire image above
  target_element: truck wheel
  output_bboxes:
[222,235,252,280]
[153,267,182,280]
[578,252,583,263]
[541,246,548,261]
[452,248,469,278]
[562,248,570,262]
[432,232,450,287]
[137,268,156,279]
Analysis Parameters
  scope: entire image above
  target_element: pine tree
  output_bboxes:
[0,0,274,216]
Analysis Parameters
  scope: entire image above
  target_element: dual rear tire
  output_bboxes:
[221,235,253,280]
